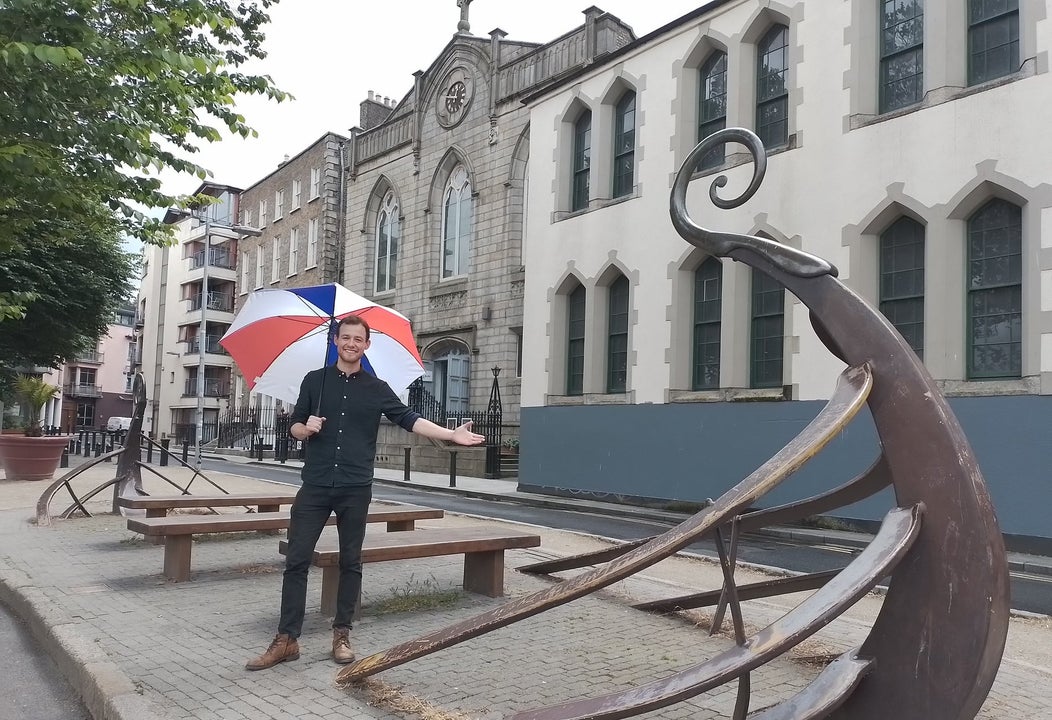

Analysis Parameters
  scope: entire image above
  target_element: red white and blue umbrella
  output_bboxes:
[220,283,424,405]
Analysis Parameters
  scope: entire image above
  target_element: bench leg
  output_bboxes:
[257,504,281,535]
[146,508,167,545]
[163,536,192,582]
[319,567,362,620]
[386,520,415,531]
[463,550,505,597]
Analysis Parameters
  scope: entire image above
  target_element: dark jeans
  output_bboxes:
[278,482,372,638]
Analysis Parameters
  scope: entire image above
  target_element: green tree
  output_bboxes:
[0,0,287,317]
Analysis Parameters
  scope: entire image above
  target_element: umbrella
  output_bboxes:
[219,283,424,405]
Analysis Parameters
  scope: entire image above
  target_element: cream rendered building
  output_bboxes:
[521,0,1052,545]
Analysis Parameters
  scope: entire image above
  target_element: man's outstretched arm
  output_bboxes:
[411,418,486,446]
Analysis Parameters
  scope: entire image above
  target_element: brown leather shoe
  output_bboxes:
[332,627,355,664]
[245,633,300,671]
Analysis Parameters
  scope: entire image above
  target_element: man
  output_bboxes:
[246,315,484,670]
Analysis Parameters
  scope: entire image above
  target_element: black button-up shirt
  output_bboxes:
[290,365,421,487]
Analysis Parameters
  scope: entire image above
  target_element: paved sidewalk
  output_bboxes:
[1,460,1050,720]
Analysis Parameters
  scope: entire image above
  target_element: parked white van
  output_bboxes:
[106,416,133,432]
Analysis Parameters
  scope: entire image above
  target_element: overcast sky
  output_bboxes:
[161,0,706,198]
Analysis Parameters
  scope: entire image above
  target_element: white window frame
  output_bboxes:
[292,179,302,210]
[288,227,299,276]
[270,238,280,283]
[307,218,319,268]
[258,198,268,227]
[309,167,321,200]
[274,188,284,220]
[441,165,472,279]
[240,251,249,294]
[243,208,254,227]
[375,191,399,293]
[255,247,264,289]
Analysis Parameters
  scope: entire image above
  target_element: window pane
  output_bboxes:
[968,4,1019,84]
[698,52,728,170]
[693,258,722,390]
[879,217,925,356]
[567,286,586,395]
[572,112,591,211]
[967,199,1022,378]
[613,93,635,198]
[756,26,789,148]
[607,276,629,393]
[750,268,784,388]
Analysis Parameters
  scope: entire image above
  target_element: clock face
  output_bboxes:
[436,68,473,128]
[445,81,466,114]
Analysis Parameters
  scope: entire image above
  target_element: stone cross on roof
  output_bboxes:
[456,0,472,33]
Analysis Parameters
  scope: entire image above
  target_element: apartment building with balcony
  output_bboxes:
[136,183,245,442]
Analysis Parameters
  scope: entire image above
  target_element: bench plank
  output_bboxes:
[118,493,299,513]
[128,504,444,582]
[279,526,542,614]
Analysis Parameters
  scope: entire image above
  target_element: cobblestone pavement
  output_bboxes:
[1,465,1050,720]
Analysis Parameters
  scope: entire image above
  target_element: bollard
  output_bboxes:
[147,439,153,464]
[160,438,170,466]
[60,444,69,468]
[256,436,264,461]
[403,446,411,482]
[181,440,189,464]
[449,451,457,488]
[94,433,102,457]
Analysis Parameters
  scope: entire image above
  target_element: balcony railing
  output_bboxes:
[64,383,103,398]
[182,378,230,397]
[188,291,234,312]
[186,335,227,355]
[190,247,236,270]
[73,350,104,364]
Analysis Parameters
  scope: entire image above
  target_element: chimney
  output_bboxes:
[360,91,395,131]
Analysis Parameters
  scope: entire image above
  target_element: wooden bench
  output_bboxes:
[127,504,444,582]
[279,526,542,615]
[117,492,300,517]
[118,492,301,544]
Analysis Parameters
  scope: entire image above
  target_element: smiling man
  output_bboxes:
[246,314,484,671]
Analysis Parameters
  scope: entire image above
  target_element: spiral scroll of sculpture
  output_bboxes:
[336,129,1010,720]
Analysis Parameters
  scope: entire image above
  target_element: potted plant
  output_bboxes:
[0,375,70,481]
[501,438,519,456]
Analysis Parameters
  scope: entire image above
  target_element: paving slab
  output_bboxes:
[0,460,1050,720]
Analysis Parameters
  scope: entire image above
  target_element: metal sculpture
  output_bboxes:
[336,129,1009,720]
[36,372,233,525]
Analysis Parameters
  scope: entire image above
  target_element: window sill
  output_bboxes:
[289,206,300,214]
[431,277,468,296]
[373,289,396,300]
[691,135,797,180]
[849,62,1038,132]
[552,191,638,223]
[546,391,634,406]
[669,387,788,403]
[286,271,298,278]
[938,376,1040,398]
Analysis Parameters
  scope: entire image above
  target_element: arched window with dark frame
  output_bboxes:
[566,285,586,396]
[693,257,722,390]
[607,275,629,393]
[612,91,635,198]
[571,111,591,212]
[879,216,925,357]
[879,0,924,113]
[697,52,728,170]
[756,24,789,149]
[967,198,1022,378]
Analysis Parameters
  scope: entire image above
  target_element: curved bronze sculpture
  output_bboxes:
[337,129,1009,720]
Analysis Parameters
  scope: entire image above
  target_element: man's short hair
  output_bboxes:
[337,314,371,340]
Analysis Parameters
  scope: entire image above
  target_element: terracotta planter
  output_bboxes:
[0,435,72,481]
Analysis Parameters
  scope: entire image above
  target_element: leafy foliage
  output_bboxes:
[0,0,287,316]
[13,374,60,436]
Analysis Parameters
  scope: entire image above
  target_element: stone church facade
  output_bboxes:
[342,6,635,472]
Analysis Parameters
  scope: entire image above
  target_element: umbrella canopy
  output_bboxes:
[220,283,424,405]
